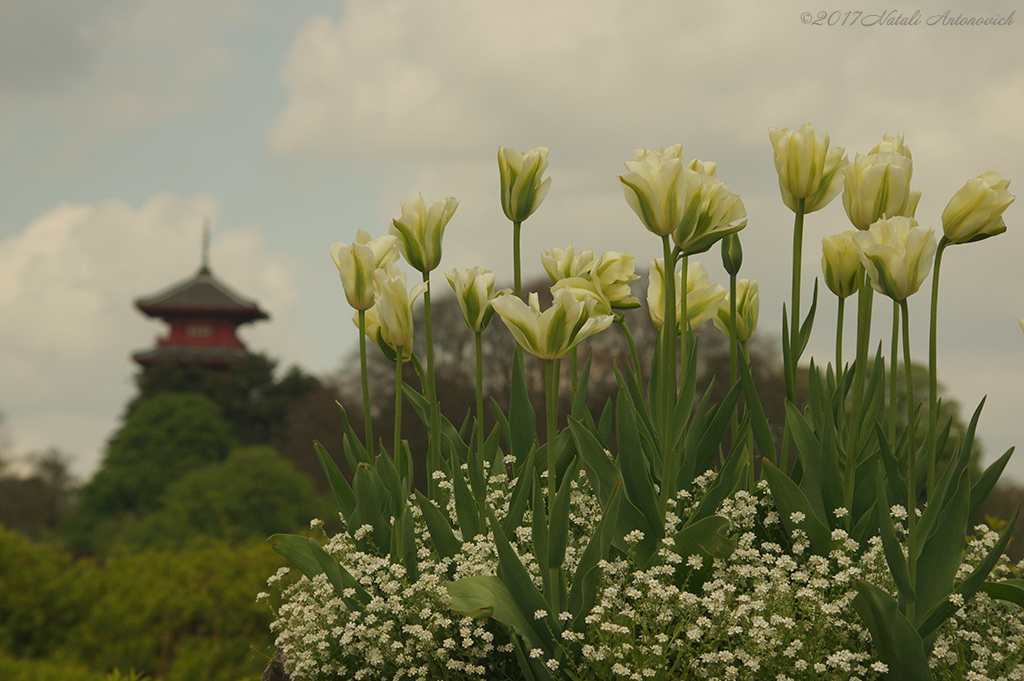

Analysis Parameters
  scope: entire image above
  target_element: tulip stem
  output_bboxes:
[729,272,739,448]
[890,301,900,447]
[358,309,374,455]
[846,269,873,513]
[661,236,677,457]
[680,254,689,381]
[788,199,806,402]
[475,330,485,456]
[615,314,642,379]
[394,353,403,459]
[927,237,949,501]
[571,346,579,396]
[545,359,559,507]
[835,296,845,387]
[901,298,918,624]
[513,221,523,299]
[782,199,806,475]
[422,273,440,497]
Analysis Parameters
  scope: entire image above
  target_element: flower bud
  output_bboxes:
[445,267,507,333]
[842,135,920,230]
[821,231,862,299]
[672,170,747,255]
[721,233,743,276]
[852,216,936,301]
[498,146,552,222]
[362,264,427,359]
[490,288,613,360]
[542,244,594,283]
[941,169,1014,244]
[713,279,759,342]
[620,145,686,237]
[390,193,458,273]
[647,259,726,332]
[769,123,848,213]
[329,230,398,310]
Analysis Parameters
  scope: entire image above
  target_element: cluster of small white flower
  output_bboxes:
[926,527,1024,681]
[266,463,1023,681]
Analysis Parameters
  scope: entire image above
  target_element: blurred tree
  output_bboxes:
[0,449,76,540]
[129,354,320,447]
[117,446,336,551]
[64,393,235,555]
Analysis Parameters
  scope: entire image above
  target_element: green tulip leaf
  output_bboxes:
[314,441,355,523]
[853,581,933,681]
[761,459,833,556]
[915,469,970,624]
[485,505,559,655]
[447,575,538,643]
[917,508,1020,645]
[414,490,462,560]
[979,579,1024,608]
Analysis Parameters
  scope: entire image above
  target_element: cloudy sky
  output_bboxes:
[1,0,1022,484]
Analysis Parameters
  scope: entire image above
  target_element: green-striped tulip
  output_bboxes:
[769,123,848,213]
[390,193,458,273]
[942,169,1014,244]
[329,229,398,311]
[853,216,936,301]
[445,267,507,333]
[821,231,862,299]
[498,146,552,222]
[713,279,759,342]
[490,288,613,360]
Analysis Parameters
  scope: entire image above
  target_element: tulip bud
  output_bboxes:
[363,264,427,358]
[821,231,862,299]
[591,251,641,310]
[842,135,920,230]
[853,216,936,301]
[647,259,726,332]
[769,123,848,213]
[620,145,687,237]
[490,288,613,360]
[553,250,641,315]
[542,244,594,283]
[498,146,552,223]
[941,169,1014,244]
[713,279,759,342]
[672,170,747,255]
[329,230,398,310]
[721,233,743,276]
[445,267,507,333]
[390,193,458,273]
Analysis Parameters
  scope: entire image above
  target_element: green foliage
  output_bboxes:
[130,355,320,447]
[0,526,100,658]
[64,393,235,554]
[0,525,286,681]
[117,446,336,551]
[0,651,106,681]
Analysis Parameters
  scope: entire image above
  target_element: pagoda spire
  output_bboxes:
[200,218,211,274]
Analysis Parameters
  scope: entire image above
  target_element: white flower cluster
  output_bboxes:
[266,463,1024,681]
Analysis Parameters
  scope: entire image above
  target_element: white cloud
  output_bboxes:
[268,0,1024,483]
[0,0,245,163]
[0,194,300,477]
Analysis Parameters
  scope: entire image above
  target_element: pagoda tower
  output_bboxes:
[132,227,268,369]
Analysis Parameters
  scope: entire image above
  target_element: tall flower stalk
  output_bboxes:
[499,146,551,300]
[391,193,458,493]
[770,123,847,471]
[330,230,399,453]
[928,170,1014,496]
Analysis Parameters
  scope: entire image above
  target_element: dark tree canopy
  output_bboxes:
[64,392,236,554]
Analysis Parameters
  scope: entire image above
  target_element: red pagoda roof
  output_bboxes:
[135,265,269,322]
